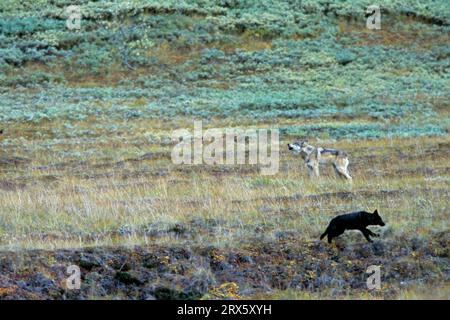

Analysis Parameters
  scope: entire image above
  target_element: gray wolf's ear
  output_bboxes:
[373,209,379,215]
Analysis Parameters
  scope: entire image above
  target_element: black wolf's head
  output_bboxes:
[368,209,385,226]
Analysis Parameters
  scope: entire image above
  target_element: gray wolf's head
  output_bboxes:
[368,209,385,226]
[287,141,307,153]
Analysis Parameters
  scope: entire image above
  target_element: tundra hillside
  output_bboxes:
[0,1,448,299]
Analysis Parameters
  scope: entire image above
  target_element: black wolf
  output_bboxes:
[320,209,385,243]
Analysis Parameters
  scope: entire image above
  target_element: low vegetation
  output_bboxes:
[0,0,448,299]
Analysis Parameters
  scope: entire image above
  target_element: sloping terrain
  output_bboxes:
[0,1,449,299]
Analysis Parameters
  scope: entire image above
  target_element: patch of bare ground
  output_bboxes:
[0,230,447,300]
[337,15,448,48]
[0,156,31,167]
[0,179,27,191]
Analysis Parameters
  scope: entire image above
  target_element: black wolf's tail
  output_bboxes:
[320,227,329,240]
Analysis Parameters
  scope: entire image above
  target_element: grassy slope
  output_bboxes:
[0,1,449,299]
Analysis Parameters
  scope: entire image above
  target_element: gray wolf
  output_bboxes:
[287,141,352,180]
[320,209,385,243]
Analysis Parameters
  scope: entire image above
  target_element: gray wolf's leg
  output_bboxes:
[333,163,347,180]
[314,165,320,177]
[306,162,319,178]
[307,160,319,177]
[342,159,352,180]
[335,164,352,180]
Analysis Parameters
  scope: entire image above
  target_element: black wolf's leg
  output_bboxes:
[359,228,373,243]
[368,229,379,237]
[327,234,333,244]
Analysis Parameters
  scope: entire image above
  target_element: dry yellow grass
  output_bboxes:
[0,117,448,300]
[0,119,448,251]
